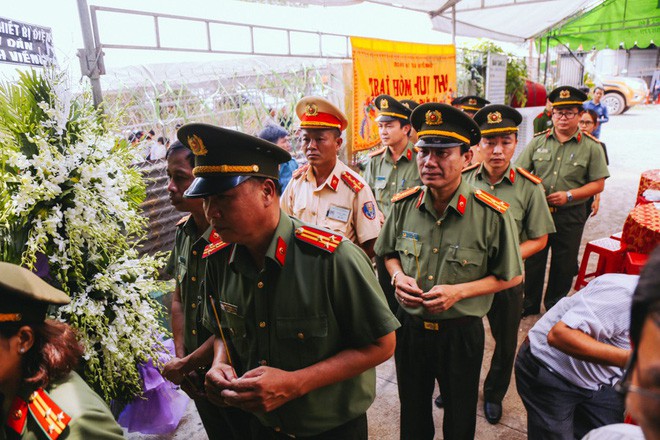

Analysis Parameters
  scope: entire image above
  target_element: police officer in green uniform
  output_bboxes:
[178,123,399,440]
[160,140,249,439]
[364,94,422,313]
[375,103,523,440]
[516,86,610,316]
[0,262,124,440]
[464,105,556,424]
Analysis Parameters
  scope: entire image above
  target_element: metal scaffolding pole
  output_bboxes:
[76,0,104,108]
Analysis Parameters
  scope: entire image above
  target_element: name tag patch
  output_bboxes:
[219,301,239,315]
[375,176,387,189]
[327,205,350,223]
[402,231,419,240]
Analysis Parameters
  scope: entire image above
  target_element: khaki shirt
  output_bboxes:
[166,216,213,354]
[203,211,399,437]
[463,163,556,243]
[3,372,124,440]
[515,128,610,207]
[281,160,381,246]
[363,142,422,218]
[375,179,523,320]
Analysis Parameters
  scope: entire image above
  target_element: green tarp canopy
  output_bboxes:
[539,0,660,50]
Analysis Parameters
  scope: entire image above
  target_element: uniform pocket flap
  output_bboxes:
[446,247,483,267]
[276,316,328,340]
[395,237,423,257]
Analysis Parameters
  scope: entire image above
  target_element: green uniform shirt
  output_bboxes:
[203,210,399,437]
[533,110,552,134]
[166,216,213,355]
[515,128,610,207]
[3,372,124,440]
[363,142,422,218]
[374,179,523,320]
[463,163,556,243]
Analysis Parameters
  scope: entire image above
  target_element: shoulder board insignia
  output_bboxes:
[533,128,551,137]
[340,171,364,193]
[368,146,387,158]
[203,241,231,259]
[27,389,71,440]
[392,186,422,203]
[6,396,28,434]
[583,131,601,144]
[535,112,544,118]
[462,162,480,173]
[176,214,190,226]
[474,189,510,214]
[295,226,342,253]
[292,164,309,180]
[516,167,543,184]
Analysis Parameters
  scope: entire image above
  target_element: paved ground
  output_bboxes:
[126,104,659,440]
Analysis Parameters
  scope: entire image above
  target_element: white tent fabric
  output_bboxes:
[294,0,601,42]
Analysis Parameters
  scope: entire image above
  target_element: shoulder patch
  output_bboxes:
[203,241,231,259]
[295,226,342,253]
[340,171,364,193]
[368,146,387,158]
[462,162,480,173]
[292,163,309,180]
[474,189,510,214]
[176,214,190,226]
[392,185,422,203]
[534,128,551,137]
[27,389,72,440]
[583,131,602,144]
[516,167,543,185]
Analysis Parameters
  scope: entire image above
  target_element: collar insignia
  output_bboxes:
[487,111,502,124]
[187,134,208,156]
[425,110,443,126]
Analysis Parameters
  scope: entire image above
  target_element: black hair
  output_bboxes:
[630,246,660,347]
[166,140,195,169]
[593,86,605,93]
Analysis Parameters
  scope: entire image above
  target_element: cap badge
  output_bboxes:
[560,90,571,99]
[305,103,318,116]
[187,134,208,156]
[468,98,477,105]
[487,111,503,124]
[402,102,410,109]
[380,98,389,109]
[425,110,443,126]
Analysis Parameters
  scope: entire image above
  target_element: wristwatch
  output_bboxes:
[566,191,574,202]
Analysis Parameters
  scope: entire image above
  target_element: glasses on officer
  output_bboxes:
[552,110,579,120]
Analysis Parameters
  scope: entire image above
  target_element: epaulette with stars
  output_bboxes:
[474,189,510,214]
[516,167,543,185]
[294,226,342,253]
[462,162,480,173]
[7,389,72,440]
[391,186,422,203]
[292,164,309,180]
[176,214,190,226]
[368,146,387,158]
[534,128,551,137]
[340,171,364,193]
[583,131,602,144]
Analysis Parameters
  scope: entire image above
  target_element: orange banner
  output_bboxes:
[351,37,457,153]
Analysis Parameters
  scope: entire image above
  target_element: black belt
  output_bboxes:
[409,314,478,331]
[548,202,586,214]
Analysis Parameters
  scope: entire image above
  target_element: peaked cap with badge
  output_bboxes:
[473,104,523,137]
[451,95,490,113]
[400,99,419,112]
[548,86,588,108]
[410,102,481,148]
[178,123,291,198]
[0,262,70,324]
[295,96,348,132]
[375,94,412,124]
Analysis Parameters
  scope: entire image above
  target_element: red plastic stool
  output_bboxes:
[574,237,626,290]
[624,252,649,275]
